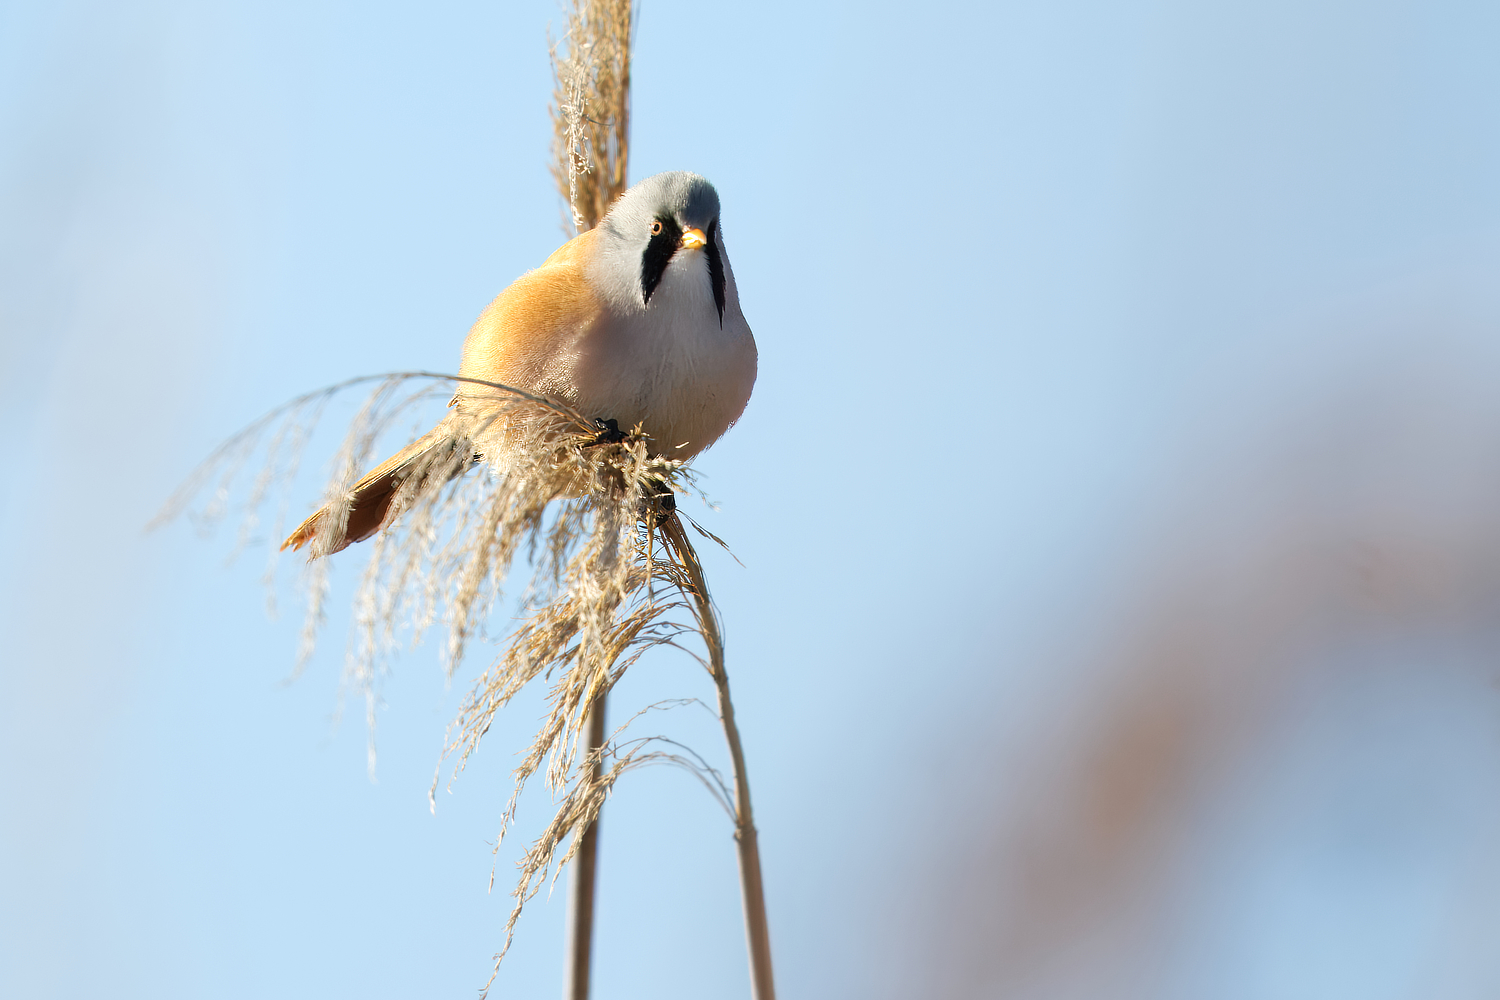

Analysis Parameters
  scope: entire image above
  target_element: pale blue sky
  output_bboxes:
[5,1,1500,998]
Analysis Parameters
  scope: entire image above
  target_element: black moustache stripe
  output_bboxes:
[705,219,726,327]
[640,216,682,306]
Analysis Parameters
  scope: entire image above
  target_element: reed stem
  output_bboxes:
[562,697,607,1000]
[661,514,776,1000]
[553,2,630,987]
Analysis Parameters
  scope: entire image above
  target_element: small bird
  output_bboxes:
[283,171,757,555]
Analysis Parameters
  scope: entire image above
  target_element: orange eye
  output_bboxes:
[650,221,662,235]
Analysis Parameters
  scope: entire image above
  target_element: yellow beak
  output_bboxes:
[679,227,708,250]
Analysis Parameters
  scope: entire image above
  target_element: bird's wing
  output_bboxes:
[456,227,604,401]
[284,230,605,558]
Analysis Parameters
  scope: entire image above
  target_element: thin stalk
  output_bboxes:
[661,514,776,1000]
[552,2,631,987]
[552,4,630,989]
[562,697,607,1000]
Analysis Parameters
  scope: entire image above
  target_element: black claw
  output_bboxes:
[590,417,628,445]
[642,476,676,516]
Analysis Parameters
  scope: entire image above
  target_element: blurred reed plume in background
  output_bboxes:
[880,318,1500,1000]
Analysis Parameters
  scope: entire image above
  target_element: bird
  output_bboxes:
[282,171,757,556]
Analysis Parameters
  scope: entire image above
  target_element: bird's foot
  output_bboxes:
[589,417,628,445]
[641,476,676,518]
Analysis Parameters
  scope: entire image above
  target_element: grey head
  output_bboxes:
[590,171,735,326]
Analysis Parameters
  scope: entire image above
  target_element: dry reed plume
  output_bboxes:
[550,0,631,233]
[156,371,761,993]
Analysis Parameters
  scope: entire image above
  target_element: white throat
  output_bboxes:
[575,246,756,459]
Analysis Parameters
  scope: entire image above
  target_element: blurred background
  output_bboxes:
[4,0,1500,997]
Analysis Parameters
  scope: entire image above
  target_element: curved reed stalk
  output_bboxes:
[659,515,776,1000]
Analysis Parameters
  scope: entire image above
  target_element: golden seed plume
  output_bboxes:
[550,0,632,232]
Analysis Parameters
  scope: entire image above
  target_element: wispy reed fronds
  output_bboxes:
[156,370,772,996]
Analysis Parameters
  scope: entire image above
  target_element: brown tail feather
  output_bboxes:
[282,419,473,557]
